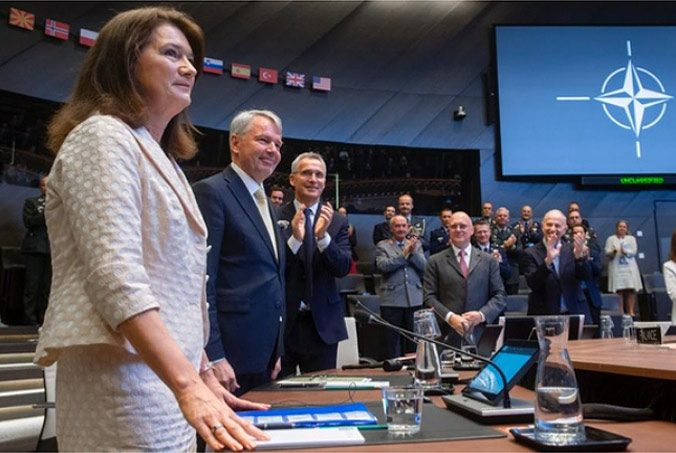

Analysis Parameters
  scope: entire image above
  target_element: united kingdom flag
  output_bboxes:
[285,72,305,88]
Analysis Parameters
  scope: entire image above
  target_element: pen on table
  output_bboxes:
[357,424,388,430]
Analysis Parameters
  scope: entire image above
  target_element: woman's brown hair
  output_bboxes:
[47,6,204,160]
[670,227,676,262]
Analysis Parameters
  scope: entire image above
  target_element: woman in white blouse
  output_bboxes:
[34,7,266,451]
[663,227,676,324]
[605,220,643,317]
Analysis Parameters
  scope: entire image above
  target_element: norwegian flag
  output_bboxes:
[44,19,69,40]
[285,72,305,88]
[9,7,35,30]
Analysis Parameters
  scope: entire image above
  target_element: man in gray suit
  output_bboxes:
[375,215,426,358]
[424,211,506,347]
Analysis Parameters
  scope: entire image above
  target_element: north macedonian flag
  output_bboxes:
[9,7,35,30]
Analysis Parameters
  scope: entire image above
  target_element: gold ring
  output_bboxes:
[211,423,224,434]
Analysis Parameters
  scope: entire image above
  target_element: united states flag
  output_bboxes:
[285,72,305,88]
[312,76,331,92]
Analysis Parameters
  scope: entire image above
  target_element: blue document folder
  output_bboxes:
[237,402,378,428]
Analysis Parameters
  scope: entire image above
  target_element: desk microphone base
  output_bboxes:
[442,394,534,425]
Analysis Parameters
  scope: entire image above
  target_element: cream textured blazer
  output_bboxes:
[35,115,209,367]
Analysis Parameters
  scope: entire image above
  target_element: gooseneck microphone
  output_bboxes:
[353,304,512,409]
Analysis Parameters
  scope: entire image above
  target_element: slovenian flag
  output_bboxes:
[79,28,98,47]
[203,57,223,75]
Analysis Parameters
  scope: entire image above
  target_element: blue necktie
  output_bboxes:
[303,208,314,302]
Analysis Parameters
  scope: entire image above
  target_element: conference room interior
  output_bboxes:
[1,1,676,451]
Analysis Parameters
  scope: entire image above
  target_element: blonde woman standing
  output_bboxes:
[605,220,643,316]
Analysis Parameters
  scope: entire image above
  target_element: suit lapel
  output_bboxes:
[467,248,482,276]
[223,166,278,262]
[445,249,464,278]
[126,124,206,237]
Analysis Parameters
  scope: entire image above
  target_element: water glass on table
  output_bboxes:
[381,386,424,435]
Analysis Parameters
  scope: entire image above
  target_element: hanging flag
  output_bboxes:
[231,63,251,79]
[44,19,69,40]
[285,72,305,88]
[203,57,224,75]
[259,67,278,84]
[79,28,98,47]
[312,76,332,92]
[8,7,35,30]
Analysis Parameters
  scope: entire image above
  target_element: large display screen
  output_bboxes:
[495,25,676,176]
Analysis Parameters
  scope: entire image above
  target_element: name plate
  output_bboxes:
[636,326,662,345]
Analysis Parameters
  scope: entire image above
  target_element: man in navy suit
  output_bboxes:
[572,224,603,326]
[278,152,352,376]
[429,207,452,256]
[193,110,286,395]
[521,209,593,322]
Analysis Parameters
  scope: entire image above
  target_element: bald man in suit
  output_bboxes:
[423,211,506,346]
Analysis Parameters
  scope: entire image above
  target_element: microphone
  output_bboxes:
[353,306,512,409]
[342,359,407,372]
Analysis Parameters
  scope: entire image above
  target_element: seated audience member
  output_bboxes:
[663,227,676,324]
[573,224,603,326]
[563,209,600,252]
[372,205,396,245]
[278,152,352,376]
[490,207,522,295]
[568,201,591,229]
[478,201,496,227]
[513,204,542,249]
[268,186,285,208]
[429,207,453,256]
[604,220,643,317]
[424,212,506,347]
[398,194,427,250]
[522,209,593,322]
[473,219,511,283]
[375,215,426,358]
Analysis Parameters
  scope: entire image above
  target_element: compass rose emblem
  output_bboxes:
[556,40,672,158]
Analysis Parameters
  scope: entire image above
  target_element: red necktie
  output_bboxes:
[459,249,469,278]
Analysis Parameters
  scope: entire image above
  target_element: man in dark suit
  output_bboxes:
[372,205,396,245]
[429,207,452,256]
[21,176,51,325]
[572,224,603,326]
[193,110,286,395]
[521,209,593,322]
[279,152,352,376]
[423,212,506,347]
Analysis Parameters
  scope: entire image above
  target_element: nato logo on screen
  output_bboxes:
[496,26,676,176]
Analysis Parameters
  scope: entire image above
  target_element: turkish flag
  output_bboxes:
[259,67,278,84]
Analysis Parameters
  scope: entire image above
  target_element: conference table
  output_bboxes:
[244,338,676,452]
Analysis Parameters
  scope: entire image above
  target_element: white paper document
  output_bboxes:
[253,427,365,450]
